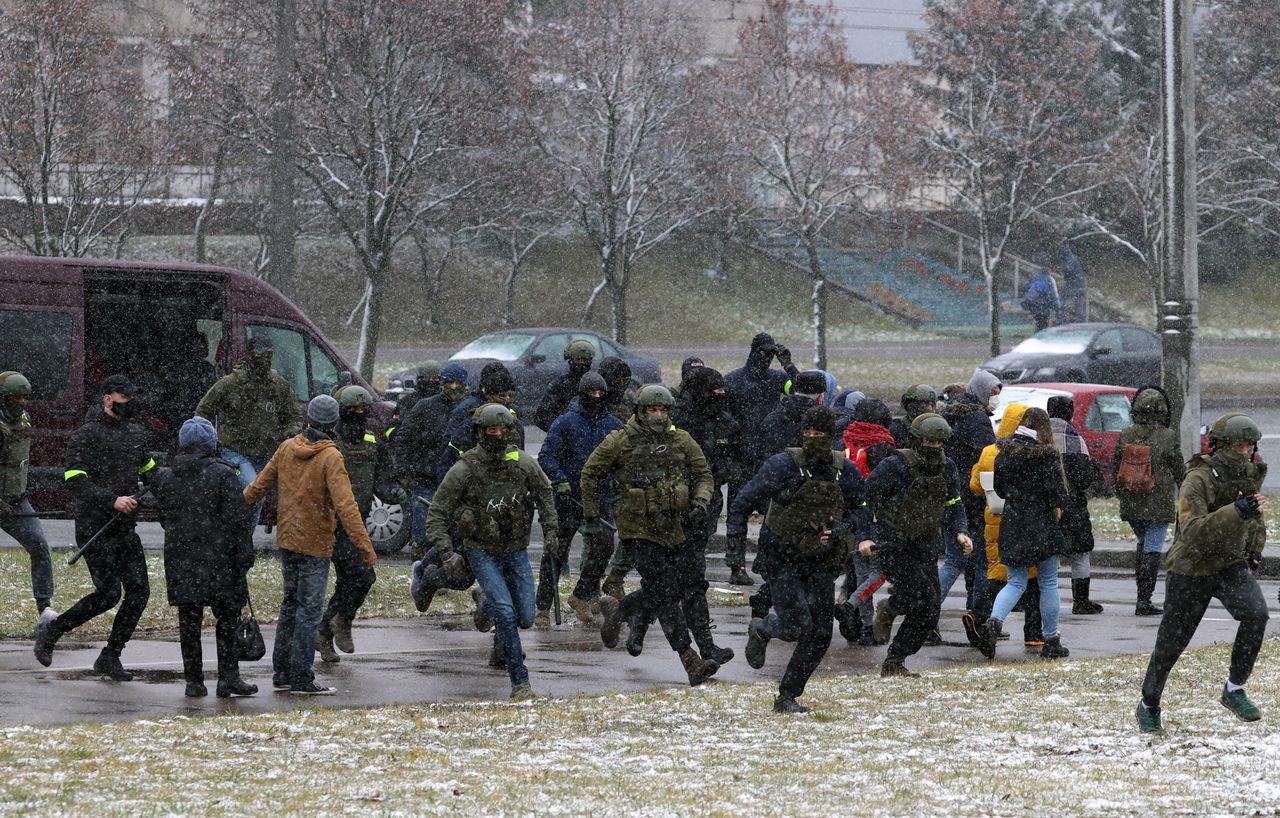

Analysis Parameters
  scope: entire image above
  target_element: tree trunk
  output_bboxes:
[987,268,1002,357]
[611,280,628,345]
[803,235,828,370]
[265,0,298,296]
[503,259,520,326]
[356,263,387,383]
[194,143,226,263]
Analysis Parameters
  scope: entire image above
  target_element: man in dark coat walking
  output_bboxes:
[533,339,595,432]
[150,417,257,698]
[437,362,525,482]
[394,362,469,558]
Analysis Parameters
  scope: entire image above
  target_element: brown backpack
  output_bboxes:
[1116,443,1155,493]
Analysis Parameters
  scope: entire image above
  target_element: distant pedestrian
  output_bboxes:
[1021,269,1060,332]
[1059,243,1087,323]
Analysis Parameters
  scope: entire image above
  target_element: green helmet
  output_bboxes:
[1208,412,1261,447]
[334,385,374,409]
[901,384,938,411]
[472,402,517,429]
[910,412,952,441]
[634,384,675,410]
[564,339,595,362]
[0,371,31,400]
[416,361,443,379]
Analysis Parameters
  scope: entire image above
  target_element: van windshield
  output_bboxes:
[451,333,536,362]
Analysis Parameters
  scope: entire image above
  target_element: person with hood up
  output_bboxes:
[533,339,596,432]
[669,356,705,401]
[1021,268,1061,331]
[977,408,1070,660]
[242,394,377,695]
[1059,243,1087,323]
[597,356,635,424]
[150,417,257,698]
[1113,386,1185,616]
[1136,413,1270,733]
[754,370,829,476]
[734,406,869,713]
[437,362,525,483]
[195,334,303,530]
[583,385,720,687]
[938,369,1000,615]
[861,413,971,677]
[1047,395,1102,614]
[535,372,622,627]
[835,398,897,644]
[962,402,1043,649]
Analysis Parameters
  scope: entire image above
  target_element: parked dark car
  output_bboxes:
[385,328,661,417]
[980,323,1161,388]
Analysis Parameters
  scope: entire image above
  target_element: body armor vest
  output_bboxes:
[460,448,531,547]
[336,432,379,515]
[879,448,949,541]
[765,448,845,552]
[622,426,690,518]
[0,411,32,499]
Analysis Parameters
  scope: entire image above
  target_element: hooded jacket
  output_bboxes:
[1113,386,1185,523]
[395,391,464,487]
[538,398,623,499]
[1166,451,1267,576]
[152,447,253,607]
[754,394,818,466]
[195,365,302,460]
[942,369,999,481]
[993,432,1068,568]
[533,362,594,432]
[671,368,747,487]
[969,402,1033,582]
[243,429,375,563]
[724,334,799,446]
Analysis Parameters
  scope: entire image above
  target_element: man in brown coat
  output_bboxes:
[243,395,377,695]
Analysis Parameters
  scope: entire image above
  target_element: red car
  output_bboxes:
[992,382,1137,487]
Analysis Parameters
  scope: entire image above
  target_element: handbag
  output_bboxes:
[979,470,1004,515]
[234,597,267,662]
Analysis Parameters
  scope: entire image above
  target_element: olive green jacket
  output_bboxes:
[1165,454,1266,576]
[426,445,556,556]
[1112,423,1185,523]
[580,417,714,547]
[196,367,302,459]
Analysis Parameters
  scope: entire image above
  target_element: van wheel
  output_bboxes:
[367,495,410,555]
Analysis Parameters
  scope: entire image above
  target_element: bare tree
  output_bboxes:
[0,0,171,257]
[911,0,1114,354]
[529,0,716,345]
[721,0,918,369]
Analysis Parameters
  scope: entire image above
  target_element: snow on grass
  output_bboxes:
[0,638,1276,816]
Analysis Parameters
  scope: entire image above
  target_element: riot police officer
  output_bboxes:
[888,384,938,448]
[0,371,55,621]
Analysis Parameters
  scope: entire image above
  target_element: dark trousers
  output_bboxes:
[759,564,836,699]
[536,499,580,611]
[675,512,717,649]
[177,601,240,683]
[56,522,150,657]
[323,527,377,626]
[618,538,693,653]
[972,577,1042,639]
[1141,564,1270,707]
[882,546,939,661]
[724,480,749,568]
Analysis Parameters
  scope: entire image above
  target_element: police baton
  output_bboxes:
[68,487,150,566]
[568,497,617,533]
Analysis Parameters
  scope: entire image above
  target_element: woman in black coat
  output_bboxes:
[151,417,257,698]
[980,408,1070,660]
[1047,396,1102,614]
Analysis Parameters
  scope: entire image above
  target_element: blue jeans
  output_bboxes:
[273,550,331,687]
[938,536,986,604]
[409,487,434,547]
[223,448,270,530]
[0,497,54,605]
[992,556,1061,637]
[1130,522,1168,554]
[467,548,536,686]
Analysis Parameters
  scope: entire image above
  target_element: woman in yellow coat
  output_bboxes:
[961,403,1043,647]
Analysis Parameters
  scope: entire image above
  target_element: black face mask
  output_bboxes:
[246,353,272,379]
[340,410,367,441]
[580,394,607,416]
[0,399,21,422]
[416,379,441,398]
[111,399,139,420]
[480,432,508,454]
[568,360,592,377]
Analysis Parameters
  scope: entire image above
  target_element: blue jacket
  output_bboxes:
[537,399,622,501]
[864,450,968,550]
[436,392,526,482]
[753,394,817,466]
[727,449,869,576]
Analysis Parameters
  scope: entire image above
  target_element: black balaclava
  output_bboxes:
[479,428,508,454]
[800,406,836,461]
[679,356,705,389]
[852,398,893,430]
[339,408,367,443]
[578,372,609,418]
[598,357,631,402]
[747,333,776,374]
[686,367,725,418]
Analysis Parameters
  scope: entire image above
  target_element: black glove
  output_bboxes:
[1234,494,1261,519]
[0,499,13,519]
[581,517,603,538]
[774,344,793,369]
[1247,552,1263,574]
[687,498,709,530]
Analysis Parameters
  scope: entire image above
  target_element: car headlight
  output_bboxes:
[1031,367,1057,379]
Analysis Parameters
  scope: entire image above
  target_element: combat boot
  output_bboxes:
[1041,634,1070,659]
[329,615,355,654]
[510,682,536,701]
[566,594,596,624]
[625,612,648,657]
[601,570,626,600]
[315,627,340,664]
[1071,578,1104,614]
[679,647,719,686]
[599,596,623,649]
[880,656,920,678]
[729,566,755,586]
[773,695,811,714]
[1135,552,1163,616]
[978,617,1001,660]
[93,651,133,682]
[185,680,208,697]
[217,676,259,698]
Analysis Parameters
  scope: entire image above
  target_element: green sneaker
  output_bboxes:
[1135,701,1164,734]
[1221,687,1261,722]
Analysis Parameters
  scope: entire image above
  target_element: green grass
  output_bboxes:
[0,638,1277,815]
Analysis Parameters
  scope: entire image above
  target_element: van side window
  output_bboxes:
[307,340,339,397]
[247,325,309,400]
[1086,394,1133,433]
[0,309,72,399]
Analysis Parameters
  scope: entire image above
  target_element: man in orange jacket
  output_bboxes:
[244,394,376,695]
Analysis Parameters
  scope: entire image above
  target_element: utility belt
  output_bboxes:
[625,482,689,518]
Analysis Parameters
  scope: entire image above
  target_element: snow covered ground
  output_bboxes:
[1,638,1276,816]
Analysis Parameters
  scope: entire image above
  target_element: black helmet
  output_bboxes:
[1207,413,1261,447]
[909,412,952,441]
[901,384,937,412]
[472,402,517,429]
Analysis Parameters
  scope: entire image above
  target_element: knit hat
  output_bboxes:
[479,362,515,396]
[440,362,469,385]
[178,416,218,450]
[1047,395,1075,422]
[307,394,340,425]
[802,405,836,436]
[793,370,827,396]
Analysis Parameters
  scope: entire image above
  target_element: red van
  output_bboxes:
[1,256,409,552]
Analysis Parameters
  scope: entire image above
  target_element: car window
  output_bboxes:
[1121,329,1160,353]
[0,309,73,400]
[247,325,309,400]
[532,333,572,360]
[308,339,340,397]
[1010,328,1095,355]
[1085,393,1132,432]
[452,332,536,362]
[1093,329,1124,353]
[601,337,623,358]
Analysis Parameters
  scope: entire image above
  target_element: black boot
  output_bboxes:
[686,592,733,665]
[93,650,133,681]
[217,676,259,698]
[836,600,863,643]
[1071,578,1103,615]
[1135,552,1163,616]
[625,611,649,657]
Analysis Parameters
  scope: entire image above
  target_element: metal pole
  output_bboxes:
[1160,0,1201,457]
